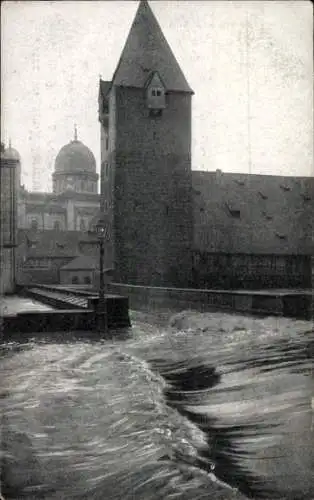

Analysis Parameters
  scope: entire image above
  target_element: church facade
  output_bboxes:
[17,129,100,233]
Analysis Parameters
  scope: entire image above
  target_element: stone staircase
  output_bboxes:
[25,287,90,310]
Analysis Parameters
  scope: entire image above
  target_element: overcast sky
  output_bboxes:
[1,0,313,191]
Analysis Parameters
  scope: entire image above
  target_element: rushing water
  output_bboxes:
[1,309,313,500]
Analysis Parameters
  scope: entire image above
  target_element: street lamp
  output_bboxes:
[96,219,108,333]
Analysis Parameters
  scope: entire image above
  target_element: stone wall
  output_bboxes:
[108,282,313,319]
[0,248,15,294]
[112,87,193,287]
[1,306,130,340]
[1,157,17,293]
[192,252,312,289]
[16,257,71,285]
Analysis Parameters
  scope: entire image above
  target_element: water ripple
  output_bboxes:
[1,309,313,499]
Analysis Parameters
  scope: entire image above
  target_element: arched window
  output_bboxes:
[53,220,61,231]
[72,276,79,284]
[31,219,38,231]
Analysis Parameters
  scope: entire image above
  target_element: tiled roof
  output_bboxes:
[23,191,100,203]
[25,203,66,214]
[17,229,99,258]
[193,171,314,255]
[112,0,193,93]
[60,255,98,271]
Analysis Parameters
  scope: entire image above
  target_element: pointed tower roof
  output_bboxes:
[112,0,193,93]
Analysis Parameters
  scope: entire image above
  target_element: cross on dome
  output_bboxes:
[74,124,78,141]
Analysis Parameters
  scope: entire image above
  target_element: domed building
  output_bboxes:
[7,129,102,286]
[17,127,100,232]
[52,127,98,196]
[4,139,22,191]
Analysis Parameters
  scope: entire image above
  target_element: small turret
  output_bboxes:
[3,140,21,190]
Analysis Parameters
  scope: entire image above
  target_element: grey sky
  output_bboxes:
[1,1,313,191]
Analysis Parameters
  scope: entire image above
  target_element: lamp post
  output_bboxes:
[96,220,108,333]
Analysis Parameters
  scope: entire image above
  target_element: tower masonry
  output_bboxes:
[99,0,194,287]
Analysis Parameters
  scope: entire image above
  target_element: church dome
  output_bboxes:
[54,129,96,174]
[3,142,21,161]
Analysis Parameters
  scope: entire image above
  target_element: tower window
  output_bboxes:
[106,137,109,150]
[147,87,165,109]
[151,89,162,97]
[103,101,109,115]
[146,72,166,111]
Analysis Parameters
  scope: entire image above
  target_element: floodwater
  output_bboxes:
[1,308,313,499]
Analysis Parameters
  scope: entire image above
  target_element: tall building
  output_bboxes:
[99,0,194,287]
[17,128,100,232]
[0,142,18,294]
[99,0,313,290]
[1,1,312,291]
[0,132,101,288]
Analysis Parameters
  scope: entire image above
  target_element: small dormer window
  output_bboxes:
[147,86,165,110]
[146,72,166,113]
[151,89,162,97]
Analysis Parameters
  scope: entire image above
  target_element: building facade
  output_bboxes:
[2,1,312,291]
[192,171,313,289]
[0,142,18,294]
[98,0,313,290]
[99,0,194,287]
[17,129,100,233]
[1,131,101,289]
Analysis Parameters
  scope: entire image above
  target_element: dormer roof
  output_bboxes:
[145,71,166,89]
[112,0,193,93]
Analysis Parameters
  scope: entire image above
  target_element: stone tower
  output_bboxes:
[99,0,194,287]
[0,142,18,294]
